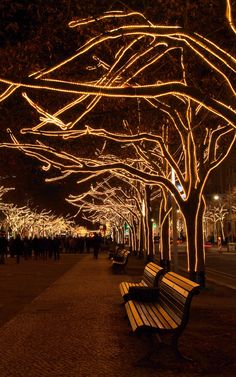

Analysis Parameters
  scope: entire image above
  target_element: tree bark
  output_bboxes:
[182,194,206,287]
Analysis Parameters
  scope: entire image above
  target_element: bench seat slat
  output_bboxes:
[137,303,162,328]
[125,301,145,331]
[125,302,139,332]
[132,302,155,327]
[142,303,172,329]
[126,301,179,331]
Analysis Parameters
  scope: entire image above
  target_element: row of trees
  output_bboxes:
[0,1,235,285]
[0,186,75,237]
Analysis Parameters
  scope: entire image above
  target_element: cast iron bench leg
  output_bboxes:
[134,333,159,367]
[172,334,193,362]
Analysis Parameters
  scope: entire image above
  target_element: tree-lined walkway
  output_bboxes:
[0,253,235,377]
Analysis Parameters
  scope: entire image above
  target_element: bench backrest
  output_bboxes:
[123,251,130,265]
[112,248,127,261]
[159,271,200,329]
[117,248,126,256]
[141,262,164,287]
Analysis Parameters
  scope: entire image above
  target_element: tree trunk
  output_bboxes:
[159,210,171,272]
[196,197,206,287]
[144,185,154,260]
[182,195,206,287]
[138,216,144,258]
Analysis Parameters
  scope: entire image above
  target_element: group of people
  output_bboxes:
[62,234,104,256]
[0,233,62,264]
[0,232,105,263]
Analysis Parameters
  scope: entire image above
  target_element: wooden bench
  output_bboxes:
[112,250,130,273]
[124,271,200,362]
[108,245,123,260]
[119,262,164,302]
[111,248,126,261]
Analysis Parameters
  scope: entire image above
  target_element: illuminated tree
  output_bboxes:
[0,5,235,123]
[0,186,15,233]
[68,175,146,254]
[205,189,236,241]
[0,185,14,209]
[204,203,228,242]
[0,3,235,285]
[1,203,74,237]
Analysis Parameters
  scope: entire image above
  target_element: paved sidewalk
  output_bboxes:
[0,253,235,377]
[0,254,142,377]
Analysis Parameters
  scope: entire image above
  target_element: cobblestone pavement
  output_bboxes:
[0,254,144,377]
[0,253,235,377]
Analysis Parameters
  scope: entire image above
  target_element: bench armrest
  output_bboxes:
[128,286,159,302]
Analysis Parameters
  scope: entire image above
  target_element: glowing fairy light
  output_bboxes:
[226,0,236,34]
[0,186,15,212]
[1,203,74,237]
[0,11,236,128]
[67,177,150,253]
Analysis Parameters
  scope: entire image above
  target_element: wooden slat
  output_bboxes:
[119,284,126,296]
[168,271,200,289]
[132,302,153,327]
[165,273,194,293]
[120,263,163,302]
[158,298,183,326]
[125,302,139,332]
[160,282,186,305]
[125,301,144,331]
[124,270,199,336]
[120,281,149,299]
[137,303,160,328]
[142,303,168,329]
[143,263,160,286]
[155,304,178,329]
[161,275,189,298]
[159,287,185,322]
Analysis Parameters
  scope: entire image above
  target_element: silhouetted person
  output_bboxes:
[23,237,32,260]
[32,236,40,260]
[13,234,23,264]
[85,236,91,253]
[92,233,102,259]
[53,237,60,261]
[0,233,8,264]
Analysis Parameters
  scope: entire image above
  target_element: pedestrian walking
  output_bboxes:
[53,236,61,261]
[92,233,102,259]
[13,234,23,264]
[0,232,8,264]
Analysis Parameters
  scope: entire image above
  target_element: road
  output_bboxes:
[176,245,236,290]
